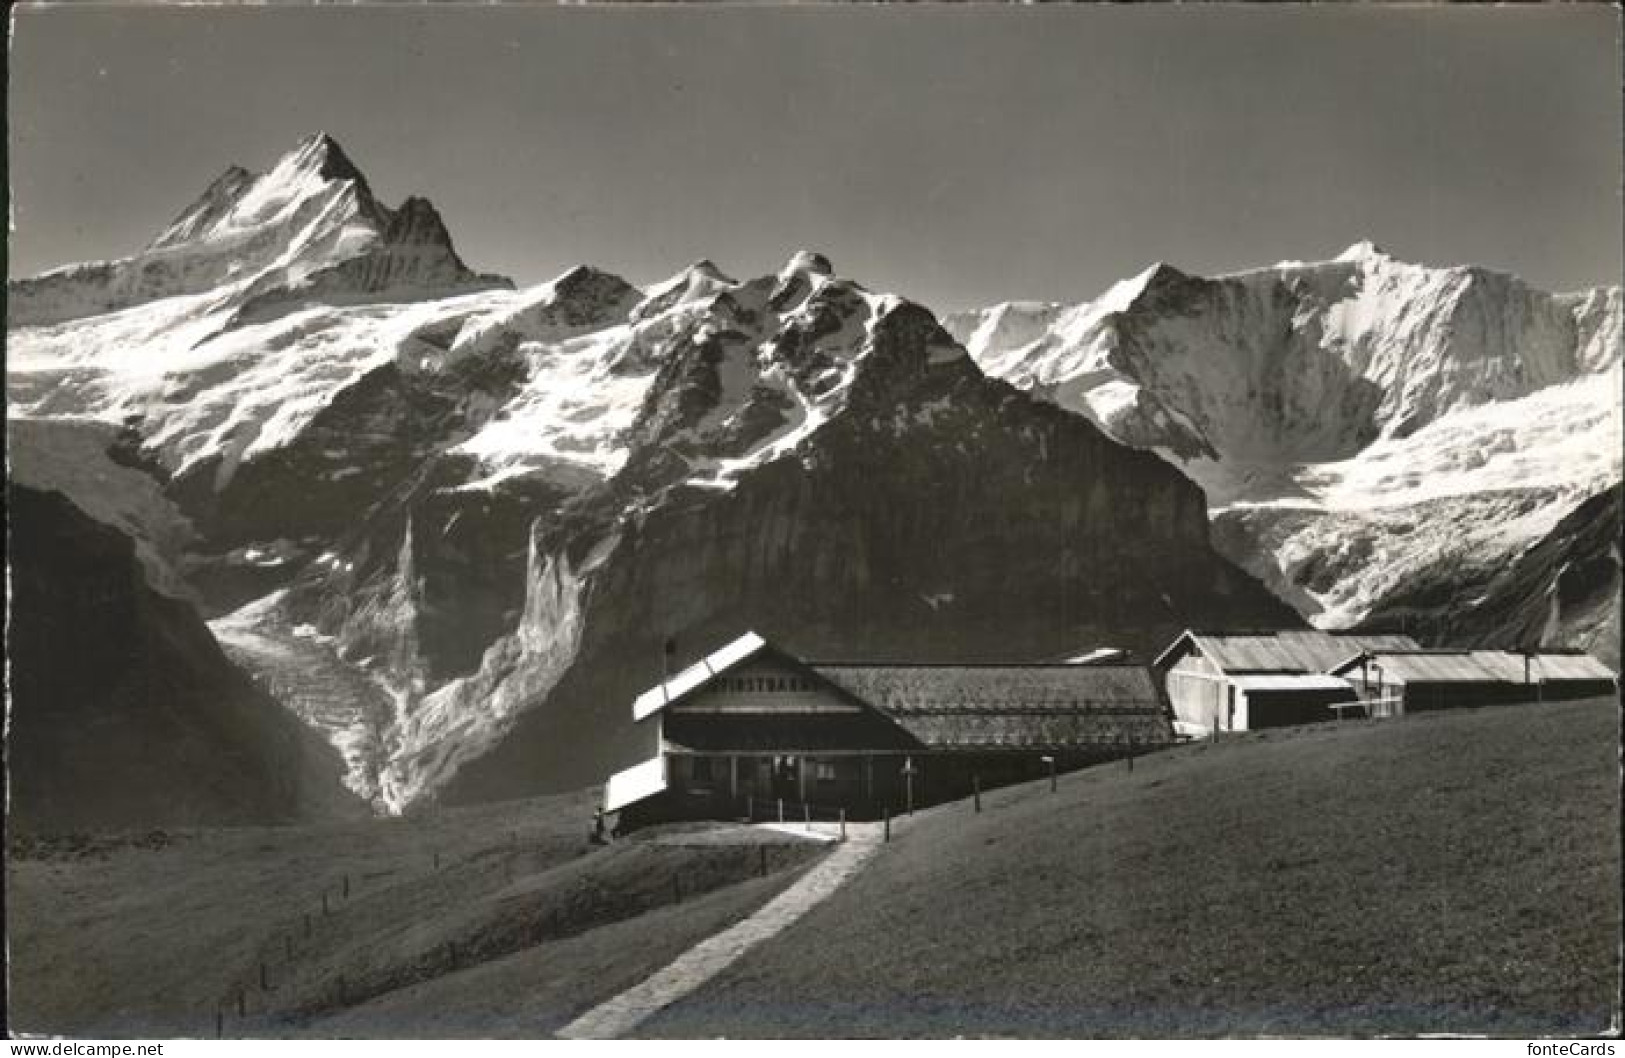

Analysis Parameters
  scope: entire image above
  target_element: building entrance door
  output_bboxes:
[771,755,800,801]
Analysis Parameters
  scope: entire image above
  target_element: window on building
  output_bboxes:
[813,761,837,782]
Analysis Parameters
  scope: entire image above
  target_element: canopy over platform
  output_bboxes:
[604,755,667,813]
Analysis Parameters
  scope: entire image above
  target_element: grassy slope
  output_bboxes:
[643,698,1622,1038]
[6,789,825,1039]
[306,871,804,1038]
[6,791,590,1037]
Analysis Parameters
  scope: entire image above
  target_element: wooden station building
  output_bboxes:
[603,631,1174,826]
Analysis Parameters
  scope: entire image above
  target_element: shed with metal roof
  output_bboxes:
[1151,629,1419,734]
[1331,649,1617,714]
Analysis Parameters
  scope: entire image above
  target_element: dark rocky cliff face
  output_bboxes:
[6,485,362,832]
[135,284,1303,807]
[437,305,1301,802]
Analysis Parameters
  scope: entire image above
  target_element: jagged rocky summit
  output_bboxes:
[7,132,510,330]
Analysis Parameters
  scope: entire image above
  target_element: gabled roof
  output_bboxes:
[1154,629,1421,674]
[630,632,1176,750]
[631,631,771,721]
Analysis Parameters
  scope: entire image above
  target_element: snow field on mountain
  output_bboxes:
[951,242,1622,627]
[8,289,515,487]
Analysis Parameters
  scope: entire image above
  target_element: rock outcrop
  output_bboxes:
[6,485,361,832]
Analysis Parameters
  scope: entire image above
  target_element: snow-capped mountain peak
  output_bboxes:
[632,259,737,322]
[286,131,369,182]
[8,132,507,330]
[949,245,1621,630]
[767,249,846,317]
[147,132,380,255]
[777,249,835,283]
[1335,238,1390,263]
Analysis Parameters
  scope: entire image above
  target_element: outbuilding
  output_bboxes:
[603,631,1174,827]
[1153,629,1422,734]
[1331,649,1617,714]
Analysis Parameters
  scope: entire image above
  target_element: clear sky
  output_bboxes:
[8,4,1621,311]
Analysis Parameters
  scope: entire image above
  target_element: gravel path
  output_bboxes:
[557,825,884,1039]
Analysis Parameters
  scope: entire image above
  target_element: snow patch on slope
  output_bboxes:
[8,288,515,486]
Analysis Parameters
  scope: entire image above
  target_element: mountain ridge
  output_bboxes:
[947,244,1622,631]
[8,134,1615,816]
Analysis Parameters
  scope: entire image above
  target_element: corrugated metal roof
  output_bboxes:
[1158,630,1421,674]
[1469,652,1534,683]
[604,755,667,812]
[1335,649,1617,686]
[1470,651,1616,682]
[1528,653,1617,681]
[1388,652,1500,684]
[1337,651,1505,684]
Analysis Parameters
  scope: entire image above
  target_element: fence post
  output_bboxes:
[746,795,753,822]
[259,962,268,991]
[304,912,312,937]
[342,874,350,900]
[759,844,768,877]
[777,798,784,824]
[973,775,981,813]
[321,891,329,916]
[840,808,847,841]
[674,875,684,904]
[884,806,891,843]
[804,803,811,831]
